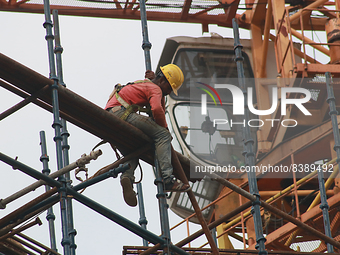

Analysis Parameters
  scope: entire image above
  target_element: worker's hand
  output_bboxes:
[145,70,155,80]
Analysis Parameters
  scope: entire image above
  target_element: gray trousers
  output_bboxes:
[109,106,173,183]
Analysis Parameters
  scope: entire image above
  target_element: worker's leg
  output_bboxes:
[115,155,138,207]
[110,107,190,192]
[120,158,139,183]
[124,112,173,181]
[112,108,173,181]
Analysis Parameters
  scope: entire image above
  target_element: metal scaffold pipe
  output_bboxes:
[1,152,189,255]
[232,18,267,255]
[0,161,124,232]
[321,71,338,253]
[52,10,77,254]
[138,2,219,253]
[0,189,59,235]
[72,164,130,192]
[136,183,148,247]
[42,0,70,253]
[139,0,153,249]
[140,0,152,71]
[67,188,190,255]
[154,157,171,253]
[0,150,102,209]
[40,131,58,252]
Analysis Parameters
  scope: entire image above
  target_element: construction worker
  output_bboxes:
[105,64,190,207]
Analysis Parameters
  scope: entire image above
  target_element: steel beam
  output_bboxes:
[0,52,193,181]
[170,146,220,254]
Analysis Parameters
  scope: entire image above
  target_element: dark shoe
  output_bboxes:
[164,178,191,192]
[120,177,137,207]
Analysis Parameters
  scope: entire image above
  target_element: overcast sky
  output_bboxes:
[0,10,247,254]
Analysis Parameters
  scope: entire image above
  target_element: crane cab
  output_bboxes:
[156,36,259,222]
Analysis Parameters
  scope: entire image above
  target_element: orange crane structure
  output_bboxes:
[1,0,340,254]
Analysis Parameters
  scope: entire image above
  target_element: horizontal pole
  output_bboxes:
[67,187,190,255]
[0,189,58,230]
[0,152,61,187]
[0,150,102,208]
[72,164,130,192]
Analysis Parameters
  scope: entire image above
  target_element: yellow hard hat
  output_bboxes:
[160,64,184,96]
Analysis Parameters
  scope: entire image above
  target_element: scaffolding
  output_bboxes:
[1,1,340,255]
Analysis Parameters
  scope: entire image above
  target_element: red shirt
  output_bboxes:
[105,80,167,128]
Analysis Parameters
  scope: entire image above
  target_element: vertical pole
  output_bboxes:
[136,183,148,247]
[139,0,172,251]
[211,227,218,246]
[139,0,152,71]
[154,157,171,254]
[322,72,337,253]
[232,18,267,255]
[52,10,77,255]
[39,131,58,252]
[138,0,152,248]
[317,169,334,253]
[42,2,70,254]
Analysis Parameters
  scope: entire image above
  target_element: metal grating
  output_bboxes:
[290,239,322,252]
[175,177,221,218]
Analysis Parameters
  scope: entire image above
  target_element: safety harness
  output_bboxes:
[93,79,154,154]
[89,80,154,183]
[108,79,153,120]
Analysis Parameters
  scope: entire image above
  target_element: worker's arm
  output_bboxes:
[147,86,167,128]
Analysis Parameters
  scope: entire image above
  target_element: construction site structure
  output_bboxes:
[1,0,340,254]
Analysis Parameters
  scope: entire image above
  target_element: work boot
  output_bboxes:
[164,177,191,192]
[120,177,137,207]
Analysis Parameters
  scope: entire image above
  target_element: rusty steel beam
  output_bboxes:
[0,52,193,181]
[0,198,60,242]
[170,146,220,255]
[0,239,34,255]
[181,0,192,20]
[0,4,248,29]
[0,84,49,121]
[10,236,46,255]
[0,218,42,241]
[0,188,58,232]
[0,0,333,31]
[224,0,240,24]
[15,233,61,255]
